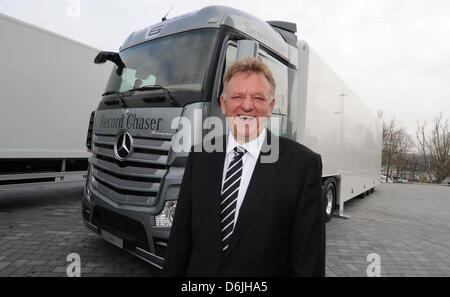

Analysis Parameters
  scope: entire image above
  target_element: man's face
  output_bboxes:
[220,72,275,144]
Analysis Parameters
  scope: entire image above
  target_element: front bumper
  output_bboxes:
[82,189,169,269]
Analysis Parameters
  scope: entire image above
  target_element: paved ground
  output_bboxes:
[0,182,449,277]
[0,182,158,277]
[326,183,450,277]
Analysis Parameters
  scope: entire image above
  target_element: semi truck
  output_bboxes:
[0,13,111,190]
[82,6,382,268]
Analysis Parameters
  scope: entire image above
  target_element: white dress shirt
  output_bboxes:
[221,128,266,227]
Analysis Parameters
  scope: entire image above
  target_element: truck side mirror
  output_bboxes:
[94,51,125,75]
[236,40,259,60]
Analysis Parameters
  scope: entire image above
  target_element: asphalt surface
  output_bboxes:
[0,181,449,277]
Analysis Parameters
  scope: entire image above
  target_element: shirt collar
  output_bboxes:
[226,128,267,160]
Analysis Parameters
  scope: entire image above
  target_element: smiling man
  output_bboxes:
[162,58,325,277]
[220,61,275,145]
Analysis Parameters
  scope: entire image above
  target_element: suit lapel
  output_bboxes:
[223,132,285,261]
[203,135,227,261]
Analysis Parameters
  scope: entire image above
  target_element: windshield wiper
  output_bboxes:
[128,85,167,92]
[102,90,128,108]
[128,85,180,106]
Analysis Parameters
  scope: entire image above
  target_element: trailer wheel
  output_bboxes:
[323,179,336,222]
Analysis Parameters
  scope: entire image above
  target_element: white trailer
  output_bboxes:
[296,44,382,218]
[0,13,111,189]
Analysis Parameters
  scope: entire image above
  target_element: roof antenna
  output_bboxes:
[162,6,174,22]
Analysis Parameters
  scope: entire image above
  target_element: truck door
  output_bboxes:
[210,39,289,138]
[258,50,289,137]
[209,39,238,125]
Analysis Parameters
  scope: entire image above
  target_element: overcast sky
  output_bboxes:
[1,0,449,136]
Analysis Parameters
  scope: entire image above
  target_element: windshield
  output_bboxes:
[104,29,218,99]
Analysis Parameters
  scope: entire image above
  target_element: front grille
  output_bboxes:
[90,133,171,207]
[92,206,148,251]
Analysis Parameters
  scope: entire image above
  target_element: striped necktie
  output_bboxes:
[220,146,246,252]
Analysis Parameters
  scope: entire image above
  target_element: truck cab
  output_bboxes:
[82,6,299,268]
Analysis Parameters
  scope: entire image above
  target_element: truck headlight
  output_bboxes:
[155,201,177,227]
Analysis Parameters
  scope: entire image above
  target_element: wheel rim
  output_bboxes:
[326,188,334,215]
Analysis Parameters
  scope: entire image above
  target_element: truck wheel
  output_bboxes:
[323,179,336,222]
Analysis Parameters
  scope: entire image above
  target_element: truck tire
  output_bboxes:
[323,179,336,222]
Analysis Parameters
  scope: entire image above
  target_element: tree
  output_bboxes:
[382,117,415,180]
[416,113,450,184]
[408,153,419,181]
[382,119,399,177]
[393,128,414,177]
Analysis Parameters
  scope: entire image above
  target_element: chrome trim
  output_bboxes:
[93,146,168,165]
[154,240,167,247]
[91,157,167,179]
[114,131,134,161]
[91,178,156,207]
[94,134,171,152]
[91,167,160,193]
[134,247,164,269]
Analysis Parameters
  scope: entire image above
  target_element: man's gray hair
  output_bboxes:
[222,57,276,97]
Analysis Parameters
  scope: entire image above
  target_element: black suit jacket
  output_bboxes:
[161,132,325,277]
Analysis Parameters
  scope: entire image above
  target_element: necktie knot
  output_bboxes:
[233,146,246,158]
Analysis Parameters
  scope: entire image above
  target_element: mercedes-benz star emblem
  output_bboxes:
[114,131,133,161]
